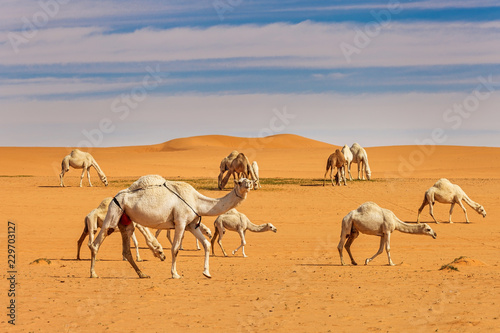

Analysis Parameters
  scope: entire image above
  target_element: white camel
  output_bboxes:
[89,175,254,279]
[338,202,437,266]
[211,208,277,258]
[60,149,108,187]
[77,197,155,262]
[155,223,212,250]
[341,144,354,181]
[417,178,486,224]
[251,161,261,189]
[350,143,371,180]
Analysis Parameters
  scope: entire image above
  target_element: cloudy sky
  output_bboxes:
[1,0,499,147]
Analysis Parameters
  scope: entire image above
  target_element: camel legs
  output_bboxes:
[365,233,389,265]
[167,229,187,250]
[89,228,108,278]
[130,232,142,262]
[213,226,229,256]
[457,200,470,223]
[211,226,228,256]
[416,197,428,223]
[89,205,121,278]
[118,222,149,278]
[59,170,66,187]
[384,233,395,266]
[232,230,247,257]
[79,166,89,187]
[170,223,187,279]
[156,229,187,250]
[323,165,330,186]
[344,230,359,265]
[76,229,87,260]
[347,161,353,181]
[428,202,439,224]
[417,195,439,224]
[187,223,211,278]
[359,161,366,180]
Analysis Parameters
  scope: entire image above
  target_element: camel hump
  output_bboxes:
[70,149,83,157]
[128,175,166,191]
[228,150,239,158]
[433,178,452,189]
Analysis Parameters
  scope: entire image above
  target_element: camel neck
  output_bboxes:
[247,221,268,232]
[195,188,245,216]
[394,221,424,234]
[92,161,104,175]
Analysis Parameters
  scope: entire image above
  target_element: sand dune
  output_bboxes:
[1,134,499,332]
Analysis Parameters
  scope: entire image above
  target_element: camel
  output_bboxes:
[350,143,371,180]
[77,197,146,261]
[60,149,108,187]
[341,144,354,181]
[218,150,239,189]
[338,202,437,266]
[155,223,212,250]
[323,149,347,186]
[89,175,254,279]
[417,178,486,224]
[219,153,258,190]
[251,161,261,189]
[211,209,277,257]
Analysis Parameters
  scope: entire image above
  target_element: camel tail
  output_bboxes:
[325,158,332,173]
[61,156,70,172]
[83,216,89,234]
[418,192,429,212]
[342,213,354,237]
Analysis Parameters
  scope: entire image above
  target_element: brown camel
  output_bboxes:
[217,150,239,189]
[323,149,346,186]
[219,153,257,189]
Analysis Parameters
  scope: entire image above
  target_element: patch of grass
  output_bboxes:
[108,177,387,191]
[0,175,34,178]
[440,256,468,271]
[439,264,459,271]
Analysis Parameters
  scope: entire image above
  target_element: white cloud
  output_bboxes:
[1,21,499,68]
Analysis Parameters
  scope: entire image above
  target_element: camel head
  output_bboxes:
[234,178,254,194]
[366,169,372,181]
[267,223,277,233]
[101,175,109,186]
[199,223,213,240]
[476,205,487,218]
[146,238,166,261]
[421,223,437,239]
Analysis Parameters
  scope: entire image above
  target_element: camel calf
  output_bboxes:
[323,149,347,186]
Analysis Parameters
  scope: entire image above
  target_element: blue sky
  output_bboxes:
[1,0,499,147]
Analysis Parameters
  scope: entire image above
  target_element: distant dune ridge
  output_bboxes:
[152,134,335,151]
[0,134,499,179]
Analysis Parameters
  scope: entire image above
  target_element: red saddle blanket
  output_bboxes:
[119,213,132,226]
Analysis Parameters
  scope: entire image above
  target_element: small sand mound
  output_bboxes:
[440,256,487,271]
[452,257,487,267]
[30,258,51,265]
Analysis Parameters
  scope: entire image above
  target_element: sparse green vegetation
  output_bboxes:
[440,256,468,271]
[0,175,34,178]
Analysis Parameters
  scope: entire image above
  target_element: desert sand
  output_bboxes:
[1,134,499,332]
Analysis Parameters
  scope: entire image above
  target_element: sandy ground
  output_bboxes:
[1,134,499,332]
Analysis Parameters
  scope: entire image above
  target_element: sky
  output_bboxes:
[1,0,499,147]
